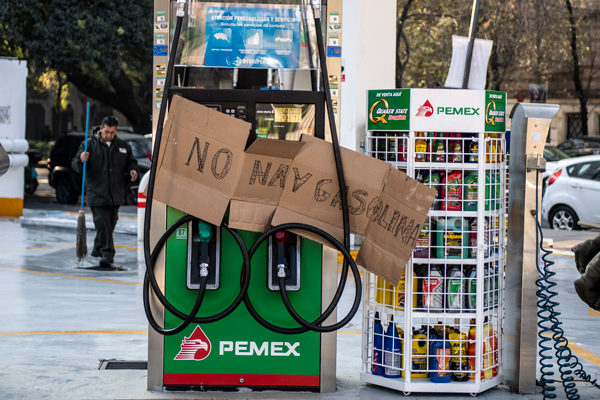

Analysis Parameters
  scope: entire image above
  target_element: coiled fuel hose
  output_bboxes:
[143,1,361,335]
[534,170,600,399]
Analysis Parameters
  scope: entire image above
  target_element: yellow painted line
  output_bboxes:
[0,330,147,336]
[115,244,142,251]
[551,250,574,257]
[337,250,358,264]
[589,309,600,317]
[0,267,142,286]
[541,332,600,367]
[338,330,361,335]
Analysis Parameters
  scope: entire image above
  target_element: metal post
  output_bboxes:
[462,0,480,89]
[504,103,559,393]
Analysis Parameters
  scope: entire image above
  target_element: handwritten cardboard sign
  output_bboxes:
[154,96,435,285]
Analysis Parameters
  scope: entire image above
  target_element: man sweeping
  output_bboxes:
[72,116,138,268]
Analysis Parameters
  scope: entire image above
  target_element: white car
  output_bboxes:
[542,154,600,230]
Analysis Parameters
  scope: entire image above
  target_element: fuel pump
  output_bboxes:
[144,0,359,392]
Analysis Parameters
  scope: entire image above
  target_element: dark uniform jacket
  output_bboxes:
[573,234,600,311]
[71,133,138,206]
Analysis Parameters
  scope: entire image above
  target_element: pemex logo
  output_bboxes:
[416,100,434,117]
[369,98,390,124]
[174,326,211,361]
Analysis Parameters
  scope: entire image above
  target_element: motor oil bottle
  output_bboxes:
[387,135,397,161]
[450,132,464,163]
[383,315,402,378]
[436,217,466,259]
[491,326,498,377]
[415,132,427,162]
[423,171,442,210]
[466,267,477,311]
[429,329,452,383]
[441,170,462,211]
[468,135,479,163]
[398,135,407,161]
[402,328,428,378]
[463,172,490,212]
[481,319,493,379]
[372,312,385,376]
[447,266,465,312]
[396,270,418,311]
[423,266,444,311]
[469,218,490,259]
[468,321,476,380]
[433,133,446,162]
[414,220,431,258]
[375,277,393,306]
[448,327,469,382]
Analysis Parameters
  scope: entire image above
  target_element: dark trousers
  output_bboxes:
[91,205,119,261]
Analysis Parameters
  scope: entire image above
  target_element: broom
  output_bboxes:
[76,102,91,261]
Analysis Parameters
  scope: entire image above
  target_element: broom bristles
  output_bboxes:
[76,208,87,261]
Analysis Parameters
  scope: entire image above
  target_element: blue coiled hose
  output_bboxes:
[534,171,600,400]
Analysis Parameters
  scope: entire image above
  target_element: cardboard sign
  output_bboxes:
[154,96,435,285]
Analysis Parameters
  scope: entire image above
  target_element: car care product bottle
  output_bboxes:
[468,322,477,380]
[429,328,452,383]
[414,220,431,258]
[482,318,493,379]
[491,325,498,377]
[448,327,469,381]
[396,270,417,311]
[383,315,402,378]
[372,312,385,376]
[447,266,465,311]
[451,133,464,163]
[441,170,463,211]
[423,266,444,311]
[424,171,442,210]
[466,267,477,311]
[403,327,428,378]
[398,135,407,162]
[468,135,479,163]
[463,172,490,211]
[436,217,465,259]
[415,132,427,162]
[387,135,397,161]
[375,277,393,306]
[434,133,446,162]
[469,218,490,259]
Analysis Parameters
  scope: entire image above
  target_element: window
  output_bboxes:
[567,161,600,181]
[567,113,584,139]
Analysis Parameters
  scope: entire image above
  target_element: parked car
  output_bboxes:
[541,145,571,193]
[557,137,600,157]
[542,154,600,230]
[47,132,151,204]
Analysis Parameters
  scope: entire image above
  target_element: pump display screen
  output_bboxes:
[255,103,315,140]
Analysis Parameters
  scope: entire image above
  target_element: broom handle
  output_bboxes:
[80,102,90,209]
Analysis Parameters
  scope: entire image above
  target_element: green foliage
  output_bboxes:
[0,0,153,133]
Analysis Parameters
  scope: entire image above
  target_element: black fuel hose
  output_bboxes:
[242,223,361,334]
[142,4,251,335]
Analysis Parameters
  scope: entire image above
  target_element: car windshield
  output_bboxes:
[127,139,152,159]
[544,146,570,162]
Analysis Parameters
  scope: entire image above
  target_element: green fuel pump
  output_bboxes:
[144,0,360,392]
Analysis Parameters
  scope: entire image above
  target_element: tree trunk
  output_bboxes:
[565,0,588,137]
[396,0,414,88]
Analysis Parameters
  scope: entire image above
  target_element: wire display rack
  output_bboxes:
[361,89,507,395]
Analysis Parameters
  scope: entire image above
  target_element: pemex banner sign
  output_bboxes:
[367,89,506,133]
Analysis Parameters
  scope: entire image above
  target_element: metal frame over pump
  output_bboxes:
[146,0,358,393]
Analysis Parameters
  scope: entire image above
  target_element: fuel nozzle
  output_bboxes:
[197,220,214,278]
[275,230,289,278]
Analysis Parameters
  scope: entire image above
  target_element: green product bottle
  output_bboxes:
[424,171,442,210]
[464,172,490,211]
[435,217,466,259]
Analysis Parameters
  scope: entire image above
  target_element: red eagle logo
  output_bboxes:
[174,326,211,361]
[416,100,434,117]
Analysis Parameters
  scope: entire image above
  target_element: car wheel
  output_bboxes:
[549,205,580,231]
[55,180,78,204]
